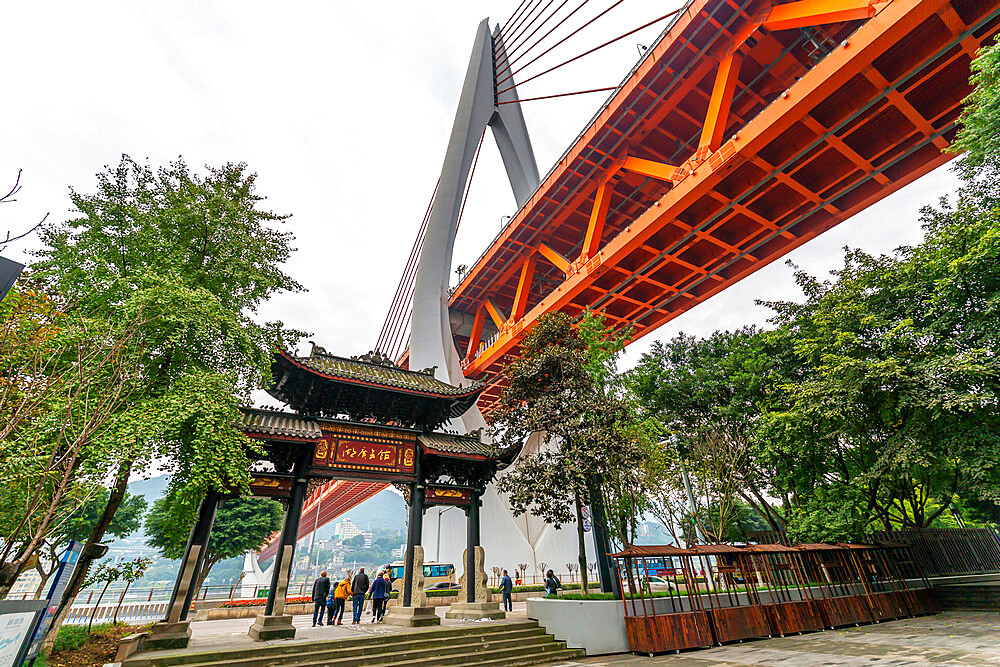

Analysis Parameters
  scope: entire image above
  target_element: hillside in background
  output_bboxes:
[127,474,171,507]
[125,475,407,541]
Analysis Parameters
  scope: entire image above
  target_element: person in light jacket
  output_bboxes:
[327,575,351,625]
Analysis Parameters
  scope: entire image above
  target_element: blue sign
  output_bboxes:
[23,541,83,663]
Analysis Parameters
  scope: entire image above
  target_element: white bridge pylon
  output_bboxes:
[410,19,592,579]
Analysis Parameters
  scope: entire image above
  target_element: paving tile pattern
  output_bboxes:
[556,612,1000,666]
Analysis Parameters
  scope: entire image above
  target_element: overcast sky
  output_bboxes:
[2,0,962,374]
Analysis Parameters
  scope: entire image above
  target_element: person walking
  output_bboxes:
[499,569,513,612]
[328,574,351,625]
[311,570,331,627]
[350,568,370,624]
[544,569,562,598]
[369,571,391,622]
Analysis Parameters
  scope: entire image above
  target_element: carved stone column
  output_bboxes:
[447,489,504,619]
[146,489,221,650]
[384,458,440,627]
[249,452,309,641]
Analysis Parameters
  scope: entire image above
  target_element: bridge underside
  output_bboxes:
[260,0,998,550]
[447,0,999,413]
[258,480,387,561]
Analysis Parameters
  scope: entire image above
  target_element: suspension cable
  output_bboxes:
[502,0,546,47]
[496,0,628,88]
[495,0,593,79]
[497,7,682,95]
[500,0,558,66]
[499,0,533,36]
[500,0,572,66]
[376,182,438,352]
[501,0,553,64]
[377,191,433,352]
[457,127,487,233]
[497,86,617,104]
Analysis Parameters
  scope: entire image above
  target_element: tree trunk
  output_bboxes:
[88,580,111,631]
[40,461,132,656]
[113,581,132,624]
[573,492,589,596]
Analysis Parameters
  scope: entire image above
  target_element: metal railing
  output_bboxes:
[747,527,1000,578]
[869,528,1000,577]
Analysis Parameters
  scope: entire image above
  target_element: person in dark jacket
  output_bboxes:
[350,568,370,624]
[369,572,391,622]
[499,569,513,611]
[544,569,561,597]
[311,570,331,626]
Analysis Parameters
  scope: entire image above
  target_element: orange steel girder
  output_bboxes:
[450,0,997,412]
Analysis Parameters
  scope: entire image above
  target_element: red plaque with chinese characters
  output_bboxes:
[336,441,397,467]
[310,424,417,481]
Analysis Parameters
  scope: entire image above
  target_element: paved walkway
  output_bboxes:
[557,612,1000,666]
[179,601,530,651]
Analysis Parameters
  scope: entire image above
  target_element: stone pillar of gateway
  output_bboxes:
[150,345,518,646]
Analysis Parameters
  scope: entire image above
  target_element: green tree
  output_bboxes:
[83,557,151,629]
[145,496,284,591]
[628,327,796,535]
[953,43,1000,171]
[32,155,303,648]
[0,285,145,594]
[492,311,647,595]
[62,491,147,543]
[759,166,1000,537]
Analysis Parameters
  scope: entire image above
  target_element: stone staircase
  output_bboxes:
[123,620,584,667]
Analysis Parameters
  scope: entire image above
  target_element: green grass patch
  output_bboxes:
[552,592,618,600]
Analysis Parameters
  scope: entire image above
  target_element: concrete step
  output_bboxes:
[456,649,588,666]
[127,621,576,667]
[300,641,567,667]
[129,622,543,666]
[207,632,565,667]
[374,642,584,666]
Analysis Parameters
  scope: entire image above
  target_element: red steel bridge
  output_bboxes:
[265,0,998,556]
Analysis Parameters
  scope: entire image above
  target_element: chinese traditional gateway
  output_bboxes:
[145,346,515,649]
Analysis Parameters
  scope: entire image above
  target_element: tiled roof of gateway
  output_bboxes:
[418,433,498,457]
[286,349,483,397]
[239,409,322,439]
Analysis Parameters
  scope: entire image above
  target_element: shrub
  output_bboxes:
[53,625,90,652]
[52,622,121,652]
[553,592,618,601]
[218,595,312,608]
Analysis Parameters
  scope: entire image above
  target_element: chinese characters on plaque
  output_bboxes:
[311,426,416,479]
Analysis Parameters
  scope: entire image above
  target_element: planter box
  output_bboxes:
[194,603,313,621]
[526,597,628,656]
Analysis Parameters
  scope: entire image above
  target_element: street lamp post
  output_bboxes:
[436,507,454,561]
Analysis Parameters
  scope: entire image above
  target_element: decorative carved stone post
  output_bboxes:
[249,452,310,641]
[447,488,505,619]
[146,489,221,650]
